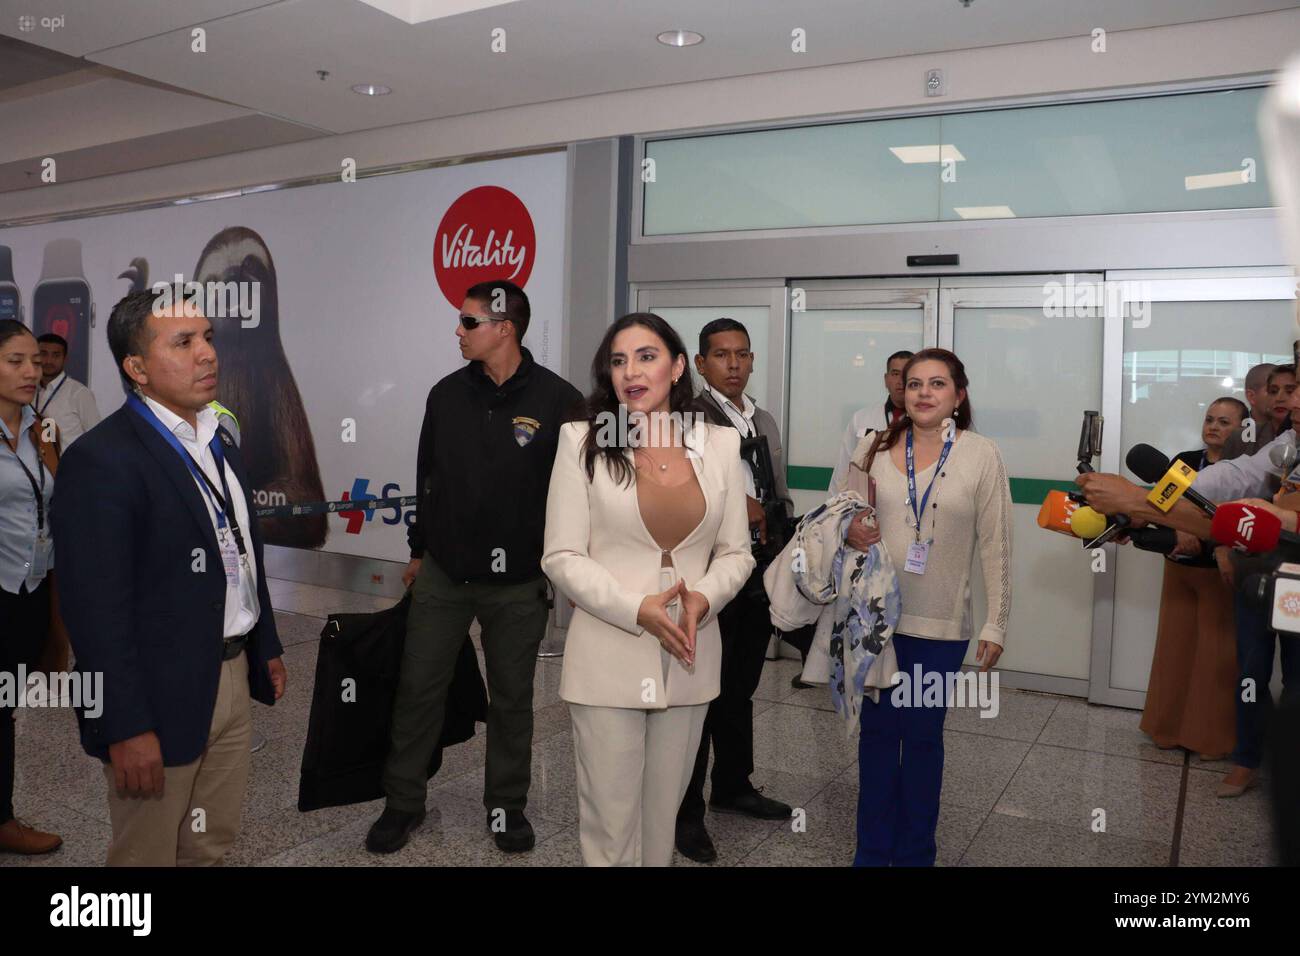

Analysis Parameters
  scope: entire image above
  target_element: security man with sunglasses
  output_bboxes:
[367,280,583,855]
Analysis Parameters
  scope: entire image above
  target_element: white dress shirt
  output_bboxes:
[1191,429,1296,502]
[35,371,101,449]
[0,404,54,595]
[142,395,260,638]
[829,401,905,494]
[703,384,757,496]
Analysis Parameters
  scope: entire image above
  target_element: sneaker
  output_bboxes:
[488,809,535,853]
[364,806,425,853]
[674,819,717,863]
[710,787,793,820]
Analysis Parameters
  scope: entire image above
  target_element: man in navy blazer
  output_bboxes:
[52,290,286,866]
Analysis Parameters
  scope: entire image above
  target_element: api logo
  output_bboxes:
[336,479,414,534]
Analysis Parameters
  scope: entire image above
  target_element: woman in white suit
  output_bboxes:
[542,313,755,866]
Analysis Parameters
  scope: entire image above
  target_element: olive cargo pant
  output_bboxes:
[382,555,549,815]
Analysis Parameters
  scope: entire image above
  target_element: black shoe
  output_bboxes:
[488,809,535,853]
[675,819,717,863]
[791,674,814,690]
[710,787,792,820]
[365,807,425,853]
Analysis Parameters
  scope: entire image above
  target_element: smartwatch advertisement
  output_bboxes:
[32,238,93,384]
[0,245,20,322]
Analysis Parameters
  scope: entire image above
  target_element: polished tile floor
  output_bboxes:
[3,579,1279,867]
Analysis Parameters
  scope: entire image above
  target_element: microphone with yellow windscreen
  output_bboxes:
[1068,505,1108,541]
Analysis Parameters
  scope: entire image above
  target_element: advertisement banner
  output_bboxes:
[0,150,568,560]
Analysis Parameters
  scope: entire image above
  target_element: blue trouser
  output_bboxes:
[854,633,970,867]
[1232,592,1300,769]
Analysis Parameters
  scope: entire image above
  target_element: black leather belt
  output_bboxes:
[222,635,248,660]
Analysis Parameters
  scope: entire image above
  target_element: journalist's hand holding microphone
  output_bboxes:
[1170,530,1203,558]
[1073,472,1146,518]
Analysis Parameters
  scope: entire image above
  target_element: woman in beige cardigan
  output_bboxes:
[839,348,1012,866]
[542,313,754,866]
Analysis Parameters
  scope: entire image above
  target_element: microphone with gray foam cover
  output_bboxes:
[1270,441,1298,492]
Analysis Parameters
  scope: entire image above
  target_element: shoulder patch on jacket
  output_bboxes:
[513,416,541,447]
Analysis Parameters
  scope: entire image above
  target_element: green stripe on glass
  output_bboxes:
[785,467,1078,506]
[787,466,833,491]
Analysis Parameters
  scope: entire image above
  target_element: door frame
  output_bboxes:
[632,280,789,432]
[1088,267,1297,707]
[937,276,1104,698]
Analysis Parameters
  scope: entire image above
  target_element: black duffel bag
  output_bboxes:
[297,593,487,812]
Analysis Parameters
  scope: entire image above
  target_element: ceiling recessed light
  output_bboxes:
[953,205,1016,219]
[890,144,966,164]
[1185,169,1250,190]
[657,29,703,47]
[352,83,392,96]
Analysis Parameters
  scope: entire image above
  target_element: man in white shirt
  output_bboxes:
[34,333,100,449]
[1192,427,1297,502]
[828,350,913,492]
[51,291,286,866]
[675,318,794,864]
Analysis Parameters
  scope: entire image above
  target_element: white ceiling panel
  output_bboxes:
[0,76,254,163]
[0,0,282,58]
[6,0,1295,134]
[0,0,1295,195]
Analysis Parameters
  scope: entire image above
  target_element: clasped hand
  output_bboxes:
[638,579,708,666]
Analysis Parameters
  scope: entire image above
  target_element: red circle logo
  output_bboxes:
[432,186,536,309]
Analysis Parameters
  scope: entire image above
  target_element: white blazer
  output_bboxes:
[542,419,756,709]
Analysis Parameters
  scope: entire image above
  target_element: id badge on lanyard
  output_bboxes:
[31,532,52,578]
[219,529,241,589]
[904,428,952,575]
[904,539,931,575]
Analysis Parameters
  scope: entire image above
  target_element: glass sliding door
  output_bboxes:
[785,280,936,516]
[1099,270,1297,707]
[632,280,788,429]
[942,277,1106,691]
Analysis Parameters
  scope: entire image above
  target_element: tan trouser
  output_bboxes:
[569,702,708,867]
[102,653,252,867]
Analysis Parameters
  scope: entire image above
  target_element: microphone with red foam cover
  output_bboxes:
[1210,501,1300,553]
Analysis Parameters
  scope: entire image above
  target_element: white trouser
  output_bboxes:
[569,702,709,867]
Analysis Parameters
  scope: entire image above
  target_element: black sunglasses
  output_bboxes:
[459,313,506,331]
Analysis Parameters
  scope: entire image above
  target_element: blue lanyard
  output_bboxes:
[34,375,67,417]
[906,427,953,541]
[128,395,242,548]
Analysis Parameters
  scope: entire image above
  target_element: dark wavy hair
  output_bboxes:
[580,312,695,485]
[0,318,36,349]
[862,348,974,473]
